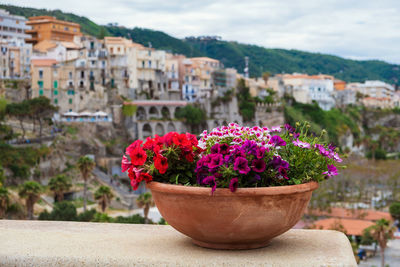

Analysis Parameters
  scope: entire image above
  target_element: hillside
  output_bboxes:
[2,4,400,85]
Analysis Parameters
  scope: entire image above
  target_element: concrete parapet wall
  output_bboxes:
[0,220,357,266]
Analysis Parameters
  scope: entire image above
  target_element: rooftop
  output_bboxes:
[31,58,58,67]
[308,207,392,221]
[312,218,375,236]
[0,220,357,267]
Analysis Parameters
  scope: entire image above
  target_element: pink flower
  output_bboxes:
[229,177,239,192]
[323,164,338,177]
[121,155,132,172]
[293,139,311,149]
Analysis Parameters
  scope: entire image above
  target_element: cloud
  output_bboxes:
[4,0,400,63]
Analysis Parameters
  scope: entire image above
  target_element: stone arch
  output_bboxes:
[174,107,181,119]
[167,122,176,132]
[222,120,228,126]
[149,106,159,118]
[161,106,171,119]
[258,120,263,127]
[155,123,165,136]
[136,107,146,120]
[234,120,239,124]
[142,123,152,139]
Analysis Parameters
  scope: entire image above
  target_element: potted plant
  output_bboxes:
[122,122,342,249]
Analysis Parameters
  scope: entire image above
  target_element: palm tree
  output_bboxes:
[368,219,396,267]
[136,192,155,224]
[94,186,114,212]
[77,156,95,212]
[49,174,72,202]
[0,187,9,218]
[18,181,42,220]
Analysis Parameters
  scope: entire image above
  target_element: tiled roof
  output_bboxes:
[307,207,392,221]
[312,218,374,236]
[31,59,58,67]
[33,40,57,52]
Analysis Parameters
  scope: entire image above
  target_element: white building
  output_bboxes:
[281,74,336,110]
[0,9,32,79]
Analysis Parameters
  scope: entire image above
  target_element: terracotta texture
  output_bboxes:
[148,181,319,250]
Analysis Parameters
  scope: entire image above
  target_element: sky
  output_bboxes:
[4,0,400,64]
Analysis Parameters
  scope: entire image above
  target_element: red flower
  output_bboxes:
[154,155,168,174]
[184,153,194,163]
[131,179,140,190]
[186,133,198,146]
[130,147,147,166]
[125,140,143,155]
[139,172,153,183]
[173,133,191,148]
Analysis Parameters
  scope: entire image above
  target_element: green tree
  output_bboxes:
[366,219,396,267]
[6,101,30,140]
[28,97,57,142]
[77,156,95,212]
[174,104,206,133]
[136,192,155,224]
[94,186,114,212]
[0,187,9,218]
[48,174,72,202]
[38,201,78,221]
[236,79,255,122]
[18,181,42,220]
[97,26,107,39]
[389,202,400,223]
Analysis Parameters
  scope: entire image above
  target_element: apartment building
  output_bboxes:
[281,73,336,110]
[26,16,81,45]
[346,80,395,109]
[165,53,180,92]
[0,9,32,79]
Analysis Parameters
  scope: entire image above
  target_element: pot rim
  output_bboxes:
[147,181,319,196]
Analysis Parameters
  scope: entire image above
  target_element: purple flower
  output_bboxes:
[328,143,336,152]
[210,144,220,154]
[208,154,224,169]
[315,144,329,157]
[251,174,261,183]
[229,177,239,192]
[293,139,311,149]
[252,159,266,173]
[255,146,266,159]
[233,157,251,174]
[285,124,295,133]
[270,135,287,147]
[331,152,342,163]
[270,156,289,170]
[323,164,338,177]
[219,143,230,154]
[203,176,217,194]
[293,133,300,139]
[277,166,289,179]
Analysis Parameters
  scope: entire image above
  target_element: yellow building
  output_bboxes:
[26,16,81,45]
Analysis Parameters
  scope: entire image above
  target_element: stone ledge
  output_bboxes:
[0,220,357,267]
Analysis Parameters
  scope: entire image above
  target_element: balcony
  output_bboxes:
[0,220,356,266]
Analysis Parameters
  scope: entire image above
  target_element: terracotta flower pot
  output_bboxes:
[147,181,318,250]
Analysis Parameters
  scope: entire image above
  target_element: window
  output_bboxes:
[69,98,72,104]
[64,27,69,31]
[81,71,84,78]
[111,78,115,88]
[148,60,152,68]
[39,70,43,79]
[68,90,75,95]
[39,89,43,96]
[148,50,151,56]
[38,81,43,89]
[53,80,58,89]
[54,89,58,95]
[54,98,58,104]
[90,82,94,90]
[110,47,114,53]
[117,47,120,52]
[69,72,72,79]
[142,61,145,68]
